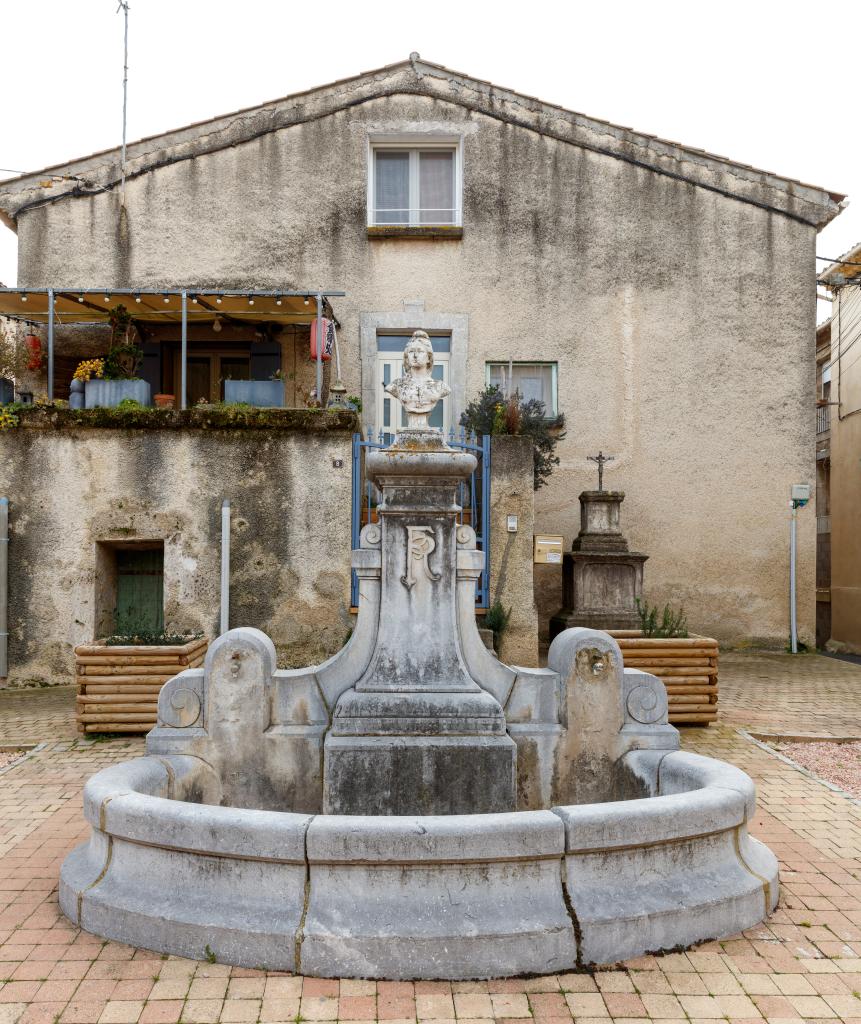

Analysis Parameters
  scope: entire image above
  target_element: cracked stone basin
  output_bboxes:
[60,745,777,978]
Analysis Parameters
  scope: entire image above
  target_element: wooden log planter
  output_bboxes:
[74,637,208,734]
[607,631,718,726]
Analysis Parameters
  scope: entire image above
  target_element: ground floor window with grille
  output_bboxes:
[486,362,558,416]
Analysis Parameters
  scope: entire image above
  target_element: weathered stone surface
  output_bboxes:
[60,744,778,975]
[0,419,355,685]
[550,490,648,636]
[548,628,678,804]
[302,810,577,979]
[325,426,515,815]
[553,749,778,964]
[323,735,516,816]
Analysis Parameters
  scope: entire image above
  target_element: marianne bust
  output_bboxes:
[385,331,451,429]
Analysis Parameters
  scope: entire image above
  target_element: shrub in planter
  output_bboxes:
[460,386,565,490]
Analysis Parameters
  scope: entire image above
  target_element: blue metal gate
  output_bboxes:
[351,430,491,608]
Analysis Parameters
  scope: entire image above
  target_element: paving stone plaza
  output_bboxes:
[0,651,859,1024]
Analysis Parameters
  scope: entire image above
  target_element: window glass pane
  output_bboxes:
[487,363,556,413]
[512,364,553,407]
[488,365,506,392]
[419,151,454,224]
[428,364,445,429]
[375,151,409,223]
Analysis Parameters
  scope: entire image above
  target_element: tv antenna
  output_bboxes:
[117,2,130,205]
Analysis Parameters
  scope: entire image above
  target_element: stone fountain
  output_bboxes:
[60,332,778,978]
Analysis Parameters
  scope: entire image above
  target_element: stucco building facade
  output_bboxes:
[820,246,861,653]
[0,57,845,680]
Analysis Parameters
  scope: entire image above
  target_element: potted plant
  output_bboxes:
[608,600,718,725]
[77,306,152,409]
[224,368,285,408]
[74,631,207,734]
[153,393,176,409]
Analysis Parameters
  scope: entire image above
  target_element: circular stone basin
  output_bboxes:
[59,750,777,979]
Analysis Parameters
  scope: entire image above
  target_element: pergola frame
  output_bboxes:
[0,288,346,408]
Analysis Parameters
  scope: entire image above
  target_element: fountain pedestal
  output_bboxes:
[323,429,516,815]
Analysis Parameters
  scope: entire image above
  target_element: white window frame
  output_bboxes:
[485,361,559,417]
[367,134,463,228]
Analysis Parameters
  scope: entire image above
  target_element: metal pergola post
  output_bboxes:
[315,292,323,404]
[180,289,187,410]
[47,288,54,400]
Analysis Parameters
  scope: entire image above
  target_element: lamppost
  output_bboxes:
[789,483,811,654]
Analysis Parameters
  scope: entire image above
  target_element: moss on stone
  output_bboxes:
[11,404,360,434]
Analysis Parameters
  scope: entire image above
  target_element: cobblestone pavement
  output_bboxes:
[1,653,861,1024]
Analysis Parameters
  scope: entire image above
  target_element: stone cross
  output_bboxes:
[587,451,615,491]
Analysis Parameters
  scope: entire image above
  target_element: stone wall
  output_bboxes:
[489,436,538,666]
[0,409,356,686]
[2,67,829,646]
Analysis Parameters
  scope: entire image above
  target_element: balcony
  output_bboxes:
[0,288,346,412]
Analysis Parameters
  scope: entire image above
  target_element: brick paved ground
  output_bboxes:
[1,653,861,1024]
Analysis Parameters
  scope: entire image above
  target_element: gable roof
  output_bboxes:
[0,55,846,231]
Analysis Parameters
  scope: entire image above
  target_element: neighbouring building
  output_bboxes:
[815,317,832,649]
[0,55,846,684]
[820,245,861,653]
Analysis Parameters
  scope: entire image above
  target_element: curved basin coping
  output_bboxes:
[659,749,757,820]
[81,749,756,863]
[306,810,564,863]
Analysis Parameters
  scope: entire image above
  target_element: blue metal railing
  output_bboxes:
[351,429,491,608]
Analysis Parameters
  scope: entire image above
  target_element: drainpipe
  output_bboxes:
[315,292,323,405]
[180,290,188,410]
[0,498,7,678]
[789,505,798,654]
[220,499,230,635]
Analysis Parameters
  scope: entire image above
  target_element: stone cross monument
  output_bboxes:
[323,332,516,815]
[549,457,648,638]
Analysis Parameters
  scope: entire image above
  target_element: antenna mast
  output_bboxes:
[117,1,130,205]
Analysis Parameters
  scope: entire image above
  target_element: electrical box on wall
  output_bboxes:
[534,535,564,564]
[506,515,518,533]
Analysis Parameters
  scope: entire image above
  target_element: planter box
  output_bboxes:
[224,380,284,407]
[607,631,718,726]
[85,379,151,409]
[74,636,208,734]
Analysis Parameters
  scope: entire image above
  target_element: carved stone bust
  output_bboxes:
[385,330,451,429]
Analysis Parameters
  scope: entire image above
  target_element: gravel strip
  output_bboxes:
[0,749,25,770]
[776,740,861,798]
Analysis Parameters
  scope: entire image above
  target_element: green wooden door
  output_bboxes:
[115,548,164,635]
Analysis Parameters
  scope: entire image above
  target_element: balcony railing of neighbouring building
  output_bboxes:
[817,405,831,434]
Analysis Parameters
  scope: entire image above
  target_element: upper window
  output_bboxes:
[486,362,558,417]
[369,142,461,227]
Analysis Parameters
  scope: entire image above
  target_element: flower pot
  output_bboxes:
[154,393,176,409]
[224,379,284,408]
[85,379,151,409]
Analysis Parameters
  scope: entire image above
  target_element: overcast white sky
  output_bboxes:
[1,0,857,323]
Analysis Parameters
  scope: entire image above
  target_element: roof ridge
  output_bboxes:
[0,54,845,228]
